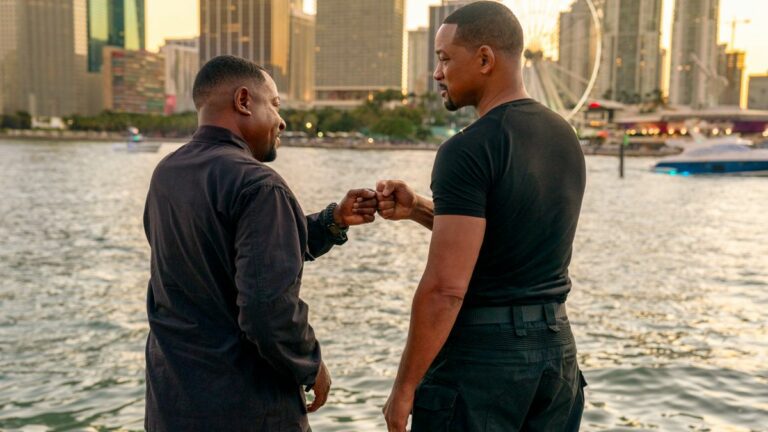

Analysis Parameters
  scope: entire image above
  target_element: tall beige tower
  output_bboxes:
[669,0,720,108]
[315,0,405,106]
[0,0,89,117]
[594,0,663,103]
[200,0,291,95]
[408,28,428,96]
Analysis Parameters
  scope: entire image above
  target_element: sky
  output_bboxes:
[147,0,768,79]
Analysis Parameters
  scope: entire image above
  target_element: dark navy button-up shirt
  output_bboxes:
[143,126,335,431]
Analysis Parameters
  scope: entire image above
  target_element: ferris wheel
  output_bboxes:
[505,0,602,121]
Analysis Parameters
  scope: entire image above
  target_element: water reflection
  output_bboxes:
[0,141,766,431]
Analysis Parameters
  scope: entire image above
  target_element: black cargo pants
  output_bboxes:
[411,303,586,432]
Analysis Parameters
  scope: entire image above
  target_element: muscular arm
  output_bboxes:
[384,215,486,431]
[376,180,435,230]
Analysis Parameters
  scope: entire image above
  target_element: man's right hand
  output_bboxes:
[376,180,417,221]
[307,361,331,413]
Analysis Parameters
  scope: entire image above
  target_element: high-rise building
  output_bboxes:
[288,5,315,104]
[716,45,745,107]
[557,0,599,103]
[594,0,663,103]
[0,0,89,117]
[102,46,165,114]
[669,0,720,108]
[199,0,291,95]
[315,0,404,106]
[408,28,429,96]
[161,38,199,114]
[747,74,768,111]
[427,0,473,93]
[87,0,146,72]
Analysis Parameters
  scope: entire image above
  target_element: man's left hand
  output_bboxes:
[335,188,378,226]
[383,387,414,432]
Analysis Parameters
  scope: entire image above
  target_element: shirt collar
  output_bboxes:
[192,125,251,152]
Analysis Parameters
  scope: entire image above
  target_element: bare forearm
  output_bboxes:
[393,285,463,393]
[410,195,434,231]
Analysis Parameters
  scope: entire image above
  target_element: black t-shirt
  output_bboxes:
[431,99,586,306]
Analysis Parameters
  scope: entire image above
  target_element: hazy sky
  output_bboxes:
[147,0,768,79]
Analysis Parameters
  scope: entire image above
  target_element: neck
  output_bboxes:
[474,67,530,117]
[198,109,243,138]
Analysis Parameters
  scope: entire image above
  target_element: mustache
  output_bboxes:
[438,84,448,91]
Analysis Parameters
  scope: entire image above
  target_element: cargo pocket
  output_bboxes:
[410,384,458,432]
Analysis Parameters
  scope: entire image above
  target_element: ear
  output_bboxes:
[478,45,495,74]
[234,86,252,115]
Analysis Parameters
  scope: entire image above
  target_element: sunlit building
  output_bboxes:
[161,38,199,114]
[102,46,165,114]
[716,46,746,107]
[315,0,404,106]
[748,74,768,111]
[594,0,663,103]
[669,0,720,108]
[87,0,146,72]
[0,0,89,117]
[408,28,428,96]
[288,5,315,104]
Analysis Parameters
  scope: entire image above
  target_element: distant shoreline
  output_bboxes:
[0,129,441,151]
[1,130,682,157]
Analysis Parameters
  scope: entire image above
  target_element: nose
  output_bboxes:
[433,63,444,82]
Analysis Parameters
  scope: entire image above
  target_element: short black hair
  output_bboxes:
[443,1,524,57]
[192,55,267,109]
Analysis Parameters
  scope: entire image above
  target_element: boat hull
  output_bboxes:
[653,160,768,176]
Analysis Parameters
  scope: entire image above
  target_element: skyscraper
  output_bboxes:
[87,0,146,72]
[408,28,428,96]
[315,0,404,106]
[199,0,291,94]
[557,0,599,102]
[595,0,663,103]
[427,0,472,93]
[669,0,720,108]
[0,0,89,117]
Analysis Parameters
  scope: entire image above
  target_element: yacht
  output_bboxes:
[652,135,768,176]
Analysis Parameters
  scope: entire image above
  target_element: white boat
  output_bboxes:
[653,135,768,176]
[113,127,162,153]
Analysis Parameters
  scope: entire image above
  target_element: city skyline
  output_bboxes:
[147,0,768,81]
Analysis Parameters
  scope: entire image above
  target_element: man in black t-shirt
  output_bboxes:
[376,2,587,431]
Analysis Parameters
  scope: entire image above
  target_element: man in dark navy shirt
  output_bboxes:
[143,56,378,431]
[377,3,587,431]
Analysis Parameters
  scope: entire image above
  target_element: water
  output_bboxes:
[0,140,767,431]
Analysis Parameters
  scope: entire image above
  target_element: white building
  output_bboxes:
[408,28,428,96]
[161,38,199,114]
[669,0,720,108]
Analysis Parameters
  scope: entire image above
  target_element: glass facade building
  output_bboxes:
[88,0,146,72]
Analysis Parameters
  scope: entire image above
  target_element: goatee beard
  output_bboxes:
[263,144,277,162]
[444,97,459,112]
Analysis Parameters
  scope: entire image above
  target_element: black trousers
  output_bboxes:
[411,306,586,432]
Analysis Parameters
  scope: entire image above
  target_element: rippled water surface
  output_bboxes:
[0,140,767,431]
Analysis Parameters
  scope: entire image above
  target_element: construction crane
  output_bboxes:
[729,18,751,50]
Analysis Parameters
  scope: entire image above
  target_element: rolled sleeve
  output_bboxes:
[234,184,321,386]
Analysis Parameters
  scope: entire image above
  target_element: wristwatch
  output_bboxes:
[321,203,348,245]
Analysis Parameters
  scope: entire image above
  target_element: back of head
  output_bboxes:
[444,1,524,58]
[192,55,267,110]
